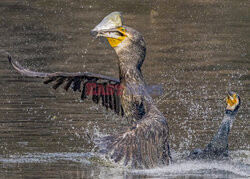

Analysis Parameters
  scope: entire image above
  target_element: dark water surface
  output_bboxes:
[0,0,249,178]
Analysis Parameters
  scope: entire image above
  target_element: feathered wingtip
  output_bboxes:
[8,55,12,63]
[7,55,49,77]
[8,55,22,73]
[8,55,20,70]
[8,55,22,70]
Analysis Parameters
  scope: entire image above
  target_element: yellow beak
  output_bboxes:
[226,91,237,107]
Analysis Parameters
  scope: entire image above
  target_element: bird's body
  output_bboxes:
[8,12,171,168]
[8,12,241,169]
[92,24,171,168]
[189,91,241,159]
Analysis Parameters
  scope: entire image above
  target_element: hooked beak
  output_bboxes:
[227,90,234,101]
[226,90,240,112]
[226,90,240,111]
[95,28,124,39]
[91,12,126,48]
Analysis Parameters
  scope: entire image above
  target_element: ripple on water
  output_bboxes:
[0,151,249,178]
[0,152,93,165]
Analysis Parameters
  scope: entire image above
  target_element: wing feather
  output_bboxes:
[8,56,123,116]
[95,114,170,168]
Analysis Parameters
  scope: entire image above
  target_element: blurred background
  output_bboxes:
[0,0,249,178]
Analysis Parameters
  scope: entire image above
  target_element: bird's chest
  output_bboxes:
[120,81,146,121]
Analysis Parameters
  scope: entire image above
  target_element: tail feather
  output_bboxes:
[95,117,170,168]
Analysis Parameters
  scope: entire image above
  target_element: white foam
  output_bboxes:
[131,160,250,178]
[0,150,249,178]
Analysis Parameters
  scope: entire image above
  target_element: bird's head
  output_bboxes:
[226,91,240,114]
[91,12,146,69]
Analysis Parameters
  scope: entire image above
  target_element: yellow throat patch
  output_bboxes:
[226,93,237,107]
[107,27,126,48]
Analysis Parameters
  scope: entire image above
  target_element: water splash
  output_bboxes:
[131,159,250,178]
[0,150,249,178]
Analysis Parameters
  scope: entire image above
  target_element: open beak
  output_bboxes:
[91,12,126,48]
[91,11,123,37]
[95,28,124,39]
[227,90,234,101]
[226,90,238,109]
[226,91,240,112]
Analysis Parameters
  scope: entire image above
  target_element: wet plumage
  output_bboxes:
[189,91,241,159]
[8,11,241,168]
[8,12,171,168]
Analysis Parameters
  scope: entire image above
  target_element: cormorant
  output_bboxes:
[7,12,241,168]
[189,91,241,159]
[8,12,171,168]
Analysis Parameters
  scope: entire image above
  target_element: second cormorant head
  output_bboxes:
[91,12,146,70]
[226,91,240,115]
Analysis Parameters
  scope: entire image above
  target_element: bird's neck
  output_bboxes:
[219,109,238,132]
[115,45,156,121]
[118,64,143,83]
[115,40,146,83]
[219,112,236,134]
[206,110,236,151]
[225,109,238,117]
[118,63,148,100]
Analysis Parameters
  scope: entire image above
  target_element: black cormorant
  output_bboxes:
[189,91,241,159]
[8,12,241,168]
[8,12,171,168]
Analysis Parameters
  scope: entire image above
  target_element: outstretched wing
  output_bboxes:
[95,113,171,168]
[8,56,124,116]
